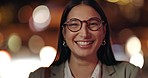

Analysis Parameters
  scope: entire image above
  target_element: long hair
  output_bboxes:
[52,0,120,66]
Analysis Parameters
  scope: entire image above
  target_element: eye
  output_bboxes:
[89,20,100,27]
[90,22,99,25]
[68,23,79,27]
[67,20,80,27]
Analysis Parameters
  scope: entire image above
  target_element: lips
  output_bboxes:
[75,41,94,47]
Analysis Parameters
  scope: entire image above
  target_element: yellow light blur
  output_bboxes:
[107,0,119,3]
[131,0,144,7]
[130,53,144,68]
[8,34,22,53]
[28,35,45,54]
[31,5,51,31]
[0,4,14,26]
[125,36,141,56]
[117,0,130,5]
[40,46,57,67]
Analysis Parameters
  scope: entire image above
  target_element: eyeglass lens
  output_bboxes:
[64,17,103,32]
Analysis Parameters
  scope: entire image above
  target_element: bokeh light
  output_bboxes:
[15,46,32,58]
[120,4,140,22]
[107,0,119,3]
[117,0,130,5]
[0,50,11,64]
[18,5,33,23]
[40,46,56,67]
[107,0,144,23]
[30,5,51,32]
[0,50,11,78]
[130,52,144,68]
[123,33,144,68]
[8,34,22,53]
[0,58,41,78]
[33,5,50,24]
[131,0,144,7]
[125,36,141,56]
[119,28,134,44]
[28,35,45,54]
[0,4,14,26]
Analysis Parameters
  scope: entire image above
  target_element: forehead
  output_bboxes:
[67,4,101,20]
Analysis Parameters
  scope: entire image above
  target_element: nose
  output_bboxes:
[79,23,90,38]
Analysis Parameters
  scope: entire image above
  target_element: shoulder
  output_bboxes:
[115,62,140,72]
[103,61,140,71]
[28,67,46,78]
[102,61,142,78]
[113,62,142,78]
[28,63,65,78]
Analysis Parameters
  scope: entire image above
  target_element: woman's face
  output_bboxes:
[63,4,106,59]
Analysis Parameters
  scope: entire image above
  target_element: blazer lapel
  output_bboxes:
[50,63,65,78]
[102,64,116,78]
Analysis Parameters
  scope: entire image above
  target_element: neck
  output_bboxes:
[71,51,99,63]
[68,54,99,78]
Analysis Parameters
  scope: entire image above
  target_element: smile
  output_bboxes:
[75,41,94,46]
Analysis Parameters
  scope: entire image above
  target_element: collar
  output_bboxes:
[64,60,102,78]
[64,60,74,78]
[50,62,116,78]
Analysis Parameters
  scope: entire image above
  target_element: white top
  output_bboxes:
[64,60,101,78]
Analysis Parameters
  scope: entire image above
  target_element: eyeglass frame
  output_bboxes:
[63,17,105,32]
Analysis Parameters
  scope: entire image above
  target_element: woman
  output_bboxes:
[29,0,142,78]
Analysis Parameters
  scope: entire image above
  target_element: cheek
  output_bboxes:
[64,32,77,51]
[95,30,105,39]
[64,29,76,43]
[63,28,72,39]
[95,32,105,44]
[98,28,106,40]
[96,34,104,43]
[65,29,71,38]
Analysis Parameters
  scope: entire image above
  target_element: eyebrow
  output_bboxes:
[67,17,101,21]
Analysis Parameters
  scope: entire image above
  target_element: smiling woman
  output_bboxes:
[29,0,142,78]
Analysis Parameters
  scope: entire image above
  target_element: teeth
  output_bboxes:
[76,41,93,46]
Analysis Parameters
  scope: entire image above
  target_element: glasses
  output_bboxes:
[63,17,104,32]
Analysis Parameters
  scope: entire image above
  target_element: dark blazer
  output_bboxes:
[29,62,142,78]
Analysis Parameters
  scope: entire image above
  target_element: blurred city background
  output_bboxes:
[0,0,147,78]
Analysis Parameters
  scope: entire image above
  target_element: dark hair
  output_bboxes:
[53,0,120,66]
